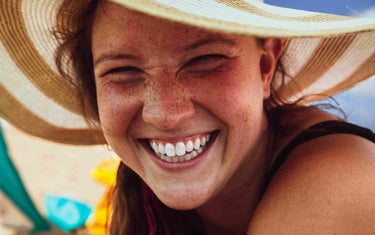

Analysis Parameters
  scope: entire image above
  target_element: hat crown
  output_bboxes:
[0,0,375,144]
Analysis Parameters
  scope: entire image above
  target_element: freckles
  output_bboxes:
[100,104,123,132]
[242,114,250,125]
[98,89,142,133]
[145,81,192,115]
[211,76,241,103]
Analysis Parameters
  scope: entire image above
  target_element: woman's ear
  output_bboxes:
[259,38,283,99]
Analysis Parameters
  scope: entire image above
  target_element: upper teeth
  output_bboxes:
[149,133,212,161]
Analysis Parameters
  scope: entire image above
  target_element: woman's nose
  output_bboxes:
[142,73,195,130]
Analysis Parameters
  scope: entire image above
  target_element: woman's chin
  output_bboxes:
[153,184,214,210]
[158,194,210,211]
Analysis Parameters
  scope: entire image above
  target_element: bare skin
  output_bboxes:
[247,108,375,234]
[248,132,375,234]
[91,2,375,234]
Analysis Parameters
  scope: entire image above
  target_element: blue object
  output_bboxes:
[265,0,374,16]
[0,124,50,232]
[44,194,93,232]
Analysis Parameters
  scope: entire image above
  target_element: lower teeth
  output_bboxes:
[158,145,207,162]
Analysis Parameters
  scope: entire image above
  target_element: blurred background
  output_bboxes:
[266,0,375,132]
[1,0,374,234]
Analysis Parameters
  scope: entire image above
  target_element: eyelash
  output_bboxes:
[103,54,227,76]
[103,66,142,76]
[186,54,226,66]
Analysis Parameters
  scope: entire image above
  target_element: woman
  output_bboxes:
[1,0,375,234]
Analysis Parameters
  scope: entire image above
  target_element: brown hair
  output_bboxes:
[55,1,207,233]
[54,1,342,234]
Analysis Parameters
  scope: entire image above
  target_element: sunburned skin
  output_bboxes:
[91,1,282,233]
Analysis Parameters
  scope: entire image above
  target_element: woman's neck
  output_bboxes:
[196,125,271,234]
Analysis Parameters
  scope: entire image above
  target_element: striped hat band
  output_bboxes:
[0,0,375,144]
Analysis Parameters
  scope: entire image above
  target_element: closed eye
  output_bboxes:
[187,54,226,66]
[103,66,143,76]
[184,54,228,73]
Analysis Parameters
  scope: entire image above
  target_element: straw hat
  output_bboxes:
[1,0,375,145]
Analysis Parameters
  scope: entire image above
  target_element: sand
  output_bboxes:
[0,120,115,234]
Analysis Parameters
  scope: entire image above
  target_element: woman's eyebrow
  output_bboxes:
[94,53,141,67]
[183,37,237,51]
[94,38,237,66]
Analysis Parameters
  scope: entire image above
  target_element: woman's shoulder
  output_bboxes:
[248,107,375,234]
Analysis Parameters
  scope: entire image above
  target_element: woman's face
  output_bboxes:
[92,2,280,209]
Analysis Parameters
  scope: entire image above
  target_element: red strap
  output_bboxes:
[142,183,157,235]
[141,182,171,235]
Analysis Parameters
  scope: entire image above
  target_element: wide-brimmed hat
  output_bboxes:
[1,0,375,145]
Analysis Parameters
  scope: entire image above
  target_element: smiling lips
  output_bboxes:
[148,133,212,162]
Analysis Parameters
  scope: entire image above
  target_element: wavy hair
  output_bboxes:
[54,1,344,234]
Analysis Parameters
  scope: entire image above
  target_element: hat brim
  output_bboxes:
[112,0,375,37]
[0,0,375,145]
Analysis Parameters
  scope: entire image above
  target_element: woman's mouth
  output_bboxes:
[140,131,218,163]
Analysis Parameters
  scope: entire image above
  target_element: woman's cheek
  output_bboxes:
[191,67,260,117]
[190,65,265,148]
[96,81,143,135]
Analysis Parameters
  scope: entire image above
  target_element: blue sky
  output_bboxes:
[265,0,375,16]
[265,0,375,131]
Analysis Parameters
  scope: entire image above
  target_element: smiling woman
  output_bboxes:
[2,0,375,234]
[93,1,275,208]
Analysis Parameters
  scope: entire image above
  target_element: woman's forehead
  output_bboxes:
[91,1,244,50]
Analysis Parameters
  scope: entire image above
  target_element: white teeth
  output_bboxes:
[193,138,200,150]
[158,143,165,154]
[201,137,206,146]
[148,132,214,163]
[184,153,192,161]
[186,140,194,152]
[152,142,159,154]
[155,145,206,162]
[165,143,175,157]
[176,142,186,156]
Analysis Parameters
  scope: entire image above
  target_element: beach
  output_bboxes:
[0,121,114,234]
